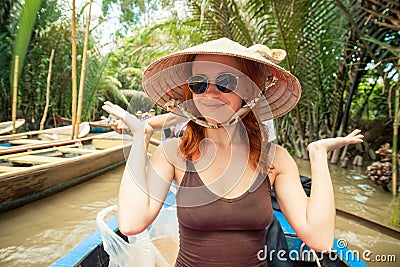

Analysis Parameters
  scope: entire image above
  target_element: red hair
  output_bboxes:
[179,57,269,173]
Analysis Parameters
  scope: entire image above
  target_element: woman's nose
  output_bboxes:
[203,82,221,97]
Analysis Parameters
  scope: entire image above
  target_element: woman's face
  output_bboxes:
[190,54,246,124]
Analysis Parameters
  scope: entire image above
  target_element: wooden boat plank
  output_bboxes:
[92,132,159,149]
[92,139,122,149]
[0,136,94,156]
[0,119,25,135]
[0,135,28,143]
[9,139,48,145]
[7,155,68,165]
[0,144,78,161]
[89,120,109,128]
[57,148,98,154]
[0,127,62,141]
[0,122,90,142]
[0,166,29,173]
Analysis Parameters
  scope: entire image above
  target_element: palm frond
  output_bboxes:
[188,0,253,45]
[82,54,110,120]
[10,0,43,89]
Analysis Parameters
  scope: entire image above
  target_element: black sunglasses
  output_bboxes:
[187,73,242,95]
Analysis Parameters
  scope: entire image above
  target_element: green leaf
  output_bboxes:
[9,0,42,94]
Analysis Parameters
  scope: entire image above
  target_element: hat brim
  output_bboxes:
[142,38,301,120]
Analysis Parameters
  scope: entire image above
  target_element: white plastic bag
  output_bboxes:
[149,206,179,244]
[97,205,178,267]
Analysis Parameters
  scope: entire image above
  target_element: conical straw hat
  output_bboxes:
[142,38,301,121]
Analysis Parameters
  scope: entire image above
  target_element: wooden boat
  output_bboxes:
[56,115,111,133]
[37,122,91,140]
[55,115,73,126]
[51,187,370,267]
[51,207,368,267]
[0,132,132,213]
[0,119,25,135]
[89,120,111,133]
[0,123,91,156]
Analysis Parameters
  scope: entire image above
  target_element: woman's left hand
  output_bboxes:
[307,129,364,153]
[102,101,144,135]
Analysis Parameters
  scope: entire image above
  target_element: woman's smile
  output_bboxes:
[202,101,225,110]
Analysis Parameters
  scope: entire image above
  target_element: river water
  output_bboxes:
[0,153,399,266]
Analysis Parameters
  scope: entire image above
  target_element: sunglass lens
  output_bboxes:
[215,73,237,93]
[188,76,208,94]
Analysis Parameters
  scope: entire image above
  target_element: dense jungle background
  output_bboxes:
[0,0,399,164]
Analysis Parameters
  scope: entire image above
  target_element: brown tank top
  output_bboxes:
[175,161,273,267]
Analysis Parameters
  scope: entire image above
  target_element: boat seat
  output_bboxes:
[9,139,48,145]
[0,166,29,173]
[57,147,98,154]
[0,145,12,151]
[7,155,67,165]
[151,236,179,266]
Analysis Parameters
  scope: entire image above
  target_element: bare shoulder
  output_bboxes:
[271,144,298,174]
[151,137,185,167]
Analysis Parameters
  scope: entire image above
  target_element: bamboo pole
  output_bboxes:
[12,56,19,134]
[392,60,399,197]
[71,0,78,139]
[75,0,92,138]
[40,49,55,130]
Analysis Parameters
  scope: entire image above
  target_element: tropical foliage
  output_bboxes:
[186,0,399,157]
[0,0,398,150]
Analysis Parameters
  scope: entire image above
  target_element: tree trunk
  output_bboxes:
[71,0,77,139]
[331,51,367,164]
[355,77,378,125]
[75,0,93,138]
[40,49,55,130]
[392,58,399,197]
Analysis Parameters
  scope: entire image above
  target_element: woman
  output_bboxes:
[102,38,363,266]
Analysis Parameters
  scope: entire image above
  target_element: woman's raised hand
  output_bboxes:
[102,101,144,135]
[307,129,364,153]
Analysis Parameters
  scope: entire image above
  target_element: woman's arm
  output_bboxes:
[103,102,175,235]
[272,130,363,251]
[109,112,187,148]
[148,113,187,130]
[109,112,186,133]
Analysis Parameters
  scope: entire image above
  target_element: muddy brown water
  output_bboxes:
[0,158,398,267]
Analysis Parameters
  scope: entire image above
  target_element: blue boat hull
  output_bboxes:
[51,209,367,267]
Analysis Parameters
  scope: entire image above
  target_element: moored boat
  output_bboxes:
[89,120,112,133]
[0,132,132,213]
[55,115,111,133]
[0,119,25,135]
[37,122,91,140]
[0,123,91,156]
